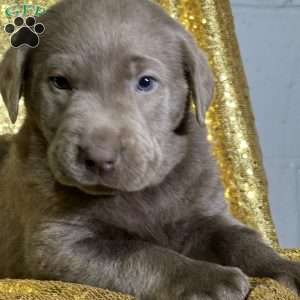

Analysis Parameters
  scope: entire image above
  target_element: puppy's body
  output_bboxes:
[0,115,227,277]
[1,0,300,299]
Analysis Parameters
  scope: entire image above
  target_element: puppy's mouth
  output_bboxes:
[48,131,163,194]
[47,147,117,196]
[50,160,119,196]
[77,184,118,196]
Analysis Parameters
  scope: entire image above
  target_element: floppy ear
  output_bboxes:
[179,31,214,126]
[0,47,28,124]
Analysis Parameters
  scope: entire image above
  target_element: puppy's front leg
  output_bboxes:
[183,215,300,294]
[25,221,249,300]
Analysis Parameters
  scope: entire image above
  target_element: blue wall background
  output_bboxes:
[230,0,300,247]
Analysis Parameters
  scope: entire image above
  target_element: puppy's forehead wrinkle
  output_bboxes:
[38,0,180,59]
[46,53,84,70]
[129,55,169,80]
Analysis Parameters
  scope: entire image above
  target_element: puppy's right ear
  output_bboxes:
[177,30,214,126]
[0,47,28,124]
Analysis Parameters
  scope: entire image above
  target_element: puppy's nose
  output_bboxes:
[79,130,120,173]
[84,150,117,172]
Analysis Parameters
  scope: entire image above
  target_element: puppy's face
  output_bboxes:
[0,0,214,195]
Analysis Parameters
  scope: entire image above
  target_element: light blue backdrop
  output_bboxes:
[230,0,300,247]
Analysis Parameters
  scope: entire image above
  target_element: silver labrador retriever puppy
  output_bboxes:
[0,0,300,299]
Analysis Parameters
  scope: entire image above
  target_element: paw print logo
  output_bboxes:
[4,16,45,48]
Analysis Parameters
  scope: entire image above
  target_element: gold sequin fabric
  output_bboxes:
[0,280,135,300]
[249,279,300,300]
[0,0,300,299]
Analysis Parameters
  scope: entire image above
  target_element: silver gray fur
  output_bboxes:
[0,0,300,299]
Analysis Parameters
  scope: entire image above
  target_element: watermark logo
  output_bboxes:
[5,2,46,18]
[3,2,47,48]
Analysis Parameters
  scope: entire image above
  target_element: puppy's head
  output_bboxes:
[0,0,214,194]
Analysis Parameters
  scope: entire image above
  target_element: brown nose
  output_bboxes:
[79,129,120,173]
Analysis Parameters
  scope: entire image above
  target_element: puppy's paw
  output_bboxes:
[181,266,250,300]
[143,264,250,300]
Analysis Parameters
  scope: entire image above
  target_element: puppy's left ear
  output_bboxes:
[0,47,29,124]
[179,31,214,126]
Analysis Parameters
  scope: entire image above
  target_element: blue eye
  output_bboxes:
[136,76,157,92]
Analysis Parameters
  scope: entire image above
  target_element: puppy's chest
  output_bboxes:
[90,189,197,250]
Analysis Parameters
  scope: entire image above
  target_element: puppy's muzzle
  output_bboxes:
[77,128,121,175]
